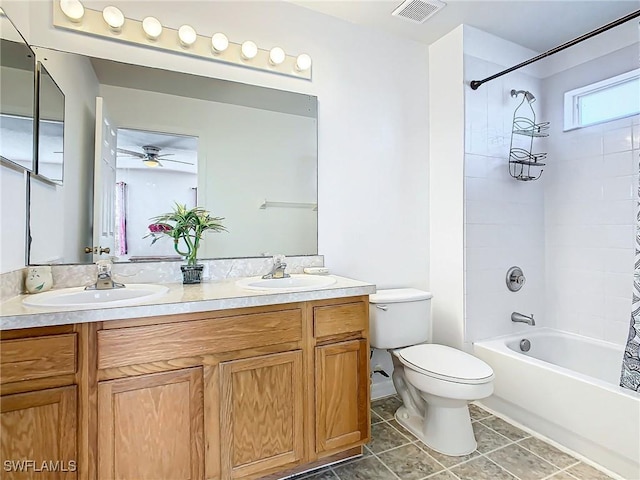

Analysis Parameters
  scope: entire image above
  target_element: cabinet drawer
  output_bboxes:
[98,308,303,369]
[0,334,77,384]
[314,302,367,339]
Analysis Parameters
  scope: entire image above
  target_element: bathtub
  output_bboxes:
[474,328,640,480]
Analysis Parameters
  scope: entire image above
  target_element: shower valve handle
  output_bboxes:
[506,266,526,292]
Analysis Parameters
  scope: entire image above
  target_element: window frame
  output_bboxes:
[563,68,640,131]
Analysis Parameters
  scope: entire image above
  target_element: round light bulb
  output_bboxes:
[211,32,229,53]
[241,40,258,60]
[269,47,285,66]
[60,0,84,22]
[142,16,162,40]
[295,53,312,72]
[102,6,124,31]
[178,24,197,47]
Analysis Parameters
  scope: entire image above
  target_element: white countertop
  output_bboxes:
[0,275,376,330]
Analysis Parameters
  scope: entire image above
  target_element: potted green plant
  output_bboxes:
[146,203,227,284]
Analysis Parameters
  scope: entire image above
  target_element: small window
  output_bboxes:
[563,69,640,131]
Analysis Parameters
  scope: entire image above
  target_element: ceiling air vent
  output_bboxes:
[391,0,446,24]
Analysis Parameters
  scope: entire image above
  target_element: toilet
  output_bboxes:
[369,288,494,456]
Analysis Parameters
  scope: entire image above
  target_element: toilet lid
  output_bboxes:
[398,344,494,385]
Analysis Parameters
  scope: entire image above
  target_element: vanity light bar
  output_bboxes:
[53,1,312,80]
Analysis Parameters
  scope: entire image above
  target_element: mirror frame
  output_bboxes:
[0,11,37,174]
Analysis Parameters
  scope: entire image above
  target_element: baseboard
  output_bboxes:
[371,379,396,400]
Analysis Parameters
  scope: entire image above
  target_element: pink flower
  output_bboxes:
[148,223,172,233]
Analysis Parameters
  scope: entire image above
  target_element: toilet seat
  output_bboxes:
[397,344,494,385]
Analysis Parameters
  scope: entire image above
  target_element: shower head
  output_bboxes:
[511,89,536,104]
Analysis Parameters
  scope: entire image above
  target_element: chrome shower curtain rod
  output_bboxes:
[469,9,640,90]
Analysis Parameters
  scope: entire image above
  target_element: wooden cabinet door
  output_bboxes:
[97,368,204,480]
[220,350,304,479]
[315,340,370,454]
[1,386,77,479]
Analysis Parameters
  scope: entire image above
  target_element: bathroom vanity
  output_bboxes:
[0,277,374,480]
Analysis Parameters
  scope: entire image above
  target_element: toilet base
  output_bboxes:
[394,403,477,456]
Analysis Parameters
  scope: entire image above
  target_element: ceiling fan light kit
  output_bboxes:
[54,1,312,79]
[143,158,160,167]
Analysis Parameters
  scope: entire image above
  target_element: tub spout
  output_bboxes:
[511,312,535,326]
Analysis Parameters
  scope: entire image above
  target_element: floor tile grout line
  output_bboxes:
[515,440,583,471]
[367,447,404,480]
[493,441,562,473]
[393,414,569,479]
[329,447,403,480]
[369,420,453,479]
[378,417,416,442]
[481,454,526,480]
[368,439,414,457]
[372,398,597,480]
[478,418,531,444]
[443,468,464,480]
[539,463,583,480]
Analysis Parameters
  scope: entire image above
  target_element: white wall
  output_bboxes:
[463,27,546,343]
[9,0,430,290]
[0,167,26,272]
[429,26,465,349]
[543,43,639,345]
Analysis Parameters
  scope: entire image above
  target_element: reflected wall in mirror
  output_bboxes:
[0,9,36,172]
[28,48,318,265]
[37,62,65,184]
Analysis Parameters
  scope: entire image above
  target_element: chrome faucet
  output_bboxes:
[262,255,290,279]
[511,311,535,326]
[85,259,125,290]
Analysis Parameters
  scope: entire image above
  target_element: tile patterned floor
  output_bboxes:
[291,396,614,480]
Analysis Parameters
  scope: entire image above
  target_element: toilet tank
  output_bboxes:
[369,288,433,349]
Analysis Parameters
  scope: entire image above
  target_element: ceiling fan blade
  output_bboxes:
[157,153,175,158]
[159,158,195,165]
[117,148,144,158]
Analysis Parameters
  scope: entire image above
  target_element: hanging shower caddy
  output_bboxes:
[508,89,549,181]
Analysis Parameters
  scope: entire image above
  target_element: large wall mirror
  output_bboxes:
[28,47,318,265]
[0,8,36,172]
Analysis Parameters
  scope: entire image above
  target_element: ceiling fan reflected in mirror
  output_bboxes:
[116,145,193,168]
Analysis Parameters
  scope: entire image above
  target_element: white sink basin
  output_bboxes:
[236,274,337,292]
[22,284,169,308]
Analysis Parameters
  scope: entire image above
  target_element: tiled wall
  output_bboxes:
[465,40,639,346]
[464,54,546,343]
[542,44,638,346]
[543,73,638,345]
[544,117,638,344]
